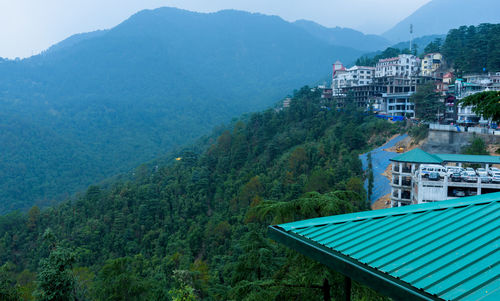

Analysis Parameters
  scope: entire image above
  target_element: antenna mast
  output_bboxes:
[410,24,414,53]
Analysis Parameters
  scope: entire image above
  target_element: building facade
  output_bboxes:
[390,148,500,207]
[331,63,375,95]
[420,53,444,76]
[375,54,419,78]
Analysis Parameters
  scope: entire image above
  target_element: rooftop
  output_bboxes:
[390,148,500,165]
[269,192,500,300]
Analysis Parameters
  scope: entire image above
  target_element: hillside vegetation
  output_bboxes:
[0,88,397,300]
[0,7,364,214]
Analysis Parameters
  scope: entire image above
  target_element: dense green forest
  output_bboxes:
[0,88,398,300]
[0,7,364,214]
[441,23,500,74]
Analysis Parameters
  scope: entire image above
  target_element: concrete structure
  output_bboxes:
[443,72,453,84]
[420,53,444,77]
[381,92,415,118]
[375,54,419,78]
[331,64,375,95]
[390,148,500,207]
[340,84,385,109]
[423,127,500,154]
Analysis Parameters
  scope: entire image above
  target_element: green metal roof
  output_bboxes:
[390,148,442,164]
[269,192,500,301]
[390,148,500,165]
[436,154,500,165]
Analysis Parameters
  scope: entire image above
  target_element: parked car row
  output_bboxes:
[451,189,477,197]
[420,165,500,183]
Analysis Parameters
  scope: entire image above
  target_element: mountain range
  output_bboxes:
[0,7,364,213]
[1,1,499,214]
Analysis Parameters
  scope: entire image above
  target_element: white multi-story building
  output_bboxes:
[375,54,420,78]
[331,63,375,94]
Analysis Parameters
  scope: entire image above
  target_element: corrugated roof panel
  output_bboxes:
[436,154,500,165]
[390,148,443,164]
[389,148,500,165]
[270,192,500,301]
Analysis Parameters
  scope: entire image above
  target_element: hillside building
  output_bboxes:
[420,53,444,76]
[375,54,419,78]
[390,148,500,207]
[331,62,375,95]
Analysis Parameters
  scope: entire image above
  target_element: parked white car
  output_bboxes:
[420,164,447,178]
[476,168,488,177]
[488,167,500,176]
[446,166,464,176]
[461,171,478,182]
[491,172,500,183]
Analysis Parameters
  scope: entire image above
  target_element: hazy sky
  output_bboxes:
[0,0,431,59]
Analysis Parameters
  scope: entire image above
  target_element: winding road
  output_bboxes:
[360,134,408,203]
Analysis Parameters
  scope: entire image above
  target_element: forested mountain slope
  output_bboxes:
[0,7,364,213]
[0,88,397,300]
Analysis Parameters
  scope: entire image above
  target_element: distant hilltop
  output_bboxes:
[383,0,500,42]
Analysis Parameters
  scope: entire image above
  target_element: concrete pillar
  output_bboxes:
[399,175,402,186]
[417,173,423,204]
[399,162,402,173]
[443,175,448,200]
[410,186,414,204]
[478,177,482,195]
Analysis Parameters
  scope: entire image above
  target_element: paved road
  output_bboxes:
[360,134,408,203]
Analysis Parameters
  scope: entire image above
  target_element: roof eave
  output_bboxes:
[268,226,441,301]
[389,159,442,164]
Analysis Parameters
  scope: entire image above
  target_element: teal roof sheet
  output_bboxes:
[390,148,443,164]
[436,153,500,165]
[269,193,500,301]
[390,148,500,165]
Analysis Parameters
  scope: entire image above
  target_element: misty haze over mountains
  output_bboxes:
[383,0,500,42]
[0,7,363,213]
[0,0,499,213]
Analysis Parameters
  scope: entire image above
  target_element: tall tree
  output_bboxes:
[34,246,76,301]
[0,263,22,301]
[424,38,442,54]
[463,137,488,155]
[459,91,500,123]
[367,152,374,202]
[411,82,442,122]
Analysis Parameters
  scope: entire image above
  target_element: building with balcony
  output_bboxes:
[381,92,415,118]
[375,54,419,78]
[390,148,500,207]
[331,64,375,95]
[420,53,444,77]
